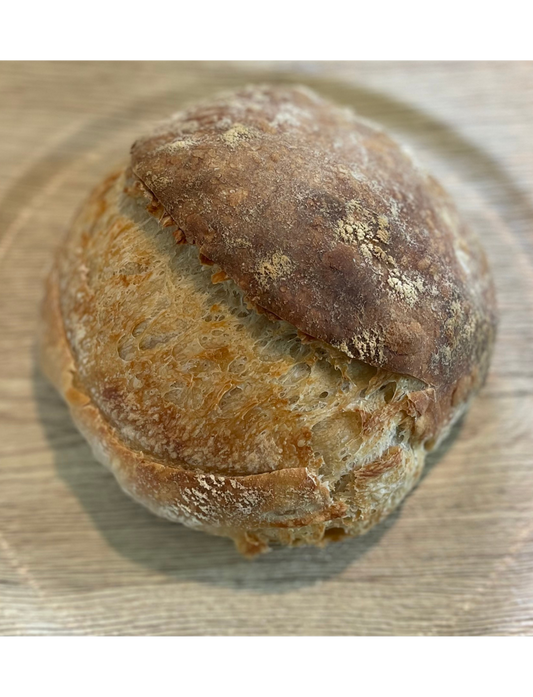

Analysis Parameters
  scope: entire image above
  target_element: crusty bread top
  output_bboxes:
[131,85,497,432]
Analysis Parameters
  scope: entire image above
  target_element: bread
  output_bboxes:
[39,85,497,556]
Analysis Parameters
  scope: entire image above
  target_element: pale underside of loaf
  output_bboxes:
[40,167,451,555]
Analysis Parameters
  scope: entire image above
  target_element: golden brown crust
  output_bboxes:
[42,254,426,557]
[39,264,348,556]
[131,85,497,437]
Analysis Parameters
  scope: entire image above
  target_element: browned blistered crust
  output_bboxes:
[40,249,424,557]
[40,270,345,555]
[131,85,497,438]
[39,86,497,556]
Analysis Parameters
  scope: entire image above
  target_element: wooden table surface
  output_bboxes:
[1,61,532,636]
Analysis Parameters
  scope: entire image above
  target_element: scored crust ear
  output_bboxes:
[131,85,497,439]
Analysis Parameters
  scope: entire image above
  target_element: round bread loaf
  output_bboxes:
[39,85,497,556]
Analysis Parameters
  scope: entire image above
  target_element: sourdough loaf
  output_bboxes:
[39,85,497,555]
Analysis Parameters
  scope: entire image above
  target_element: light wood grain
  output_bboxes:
[1,61,532,636]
